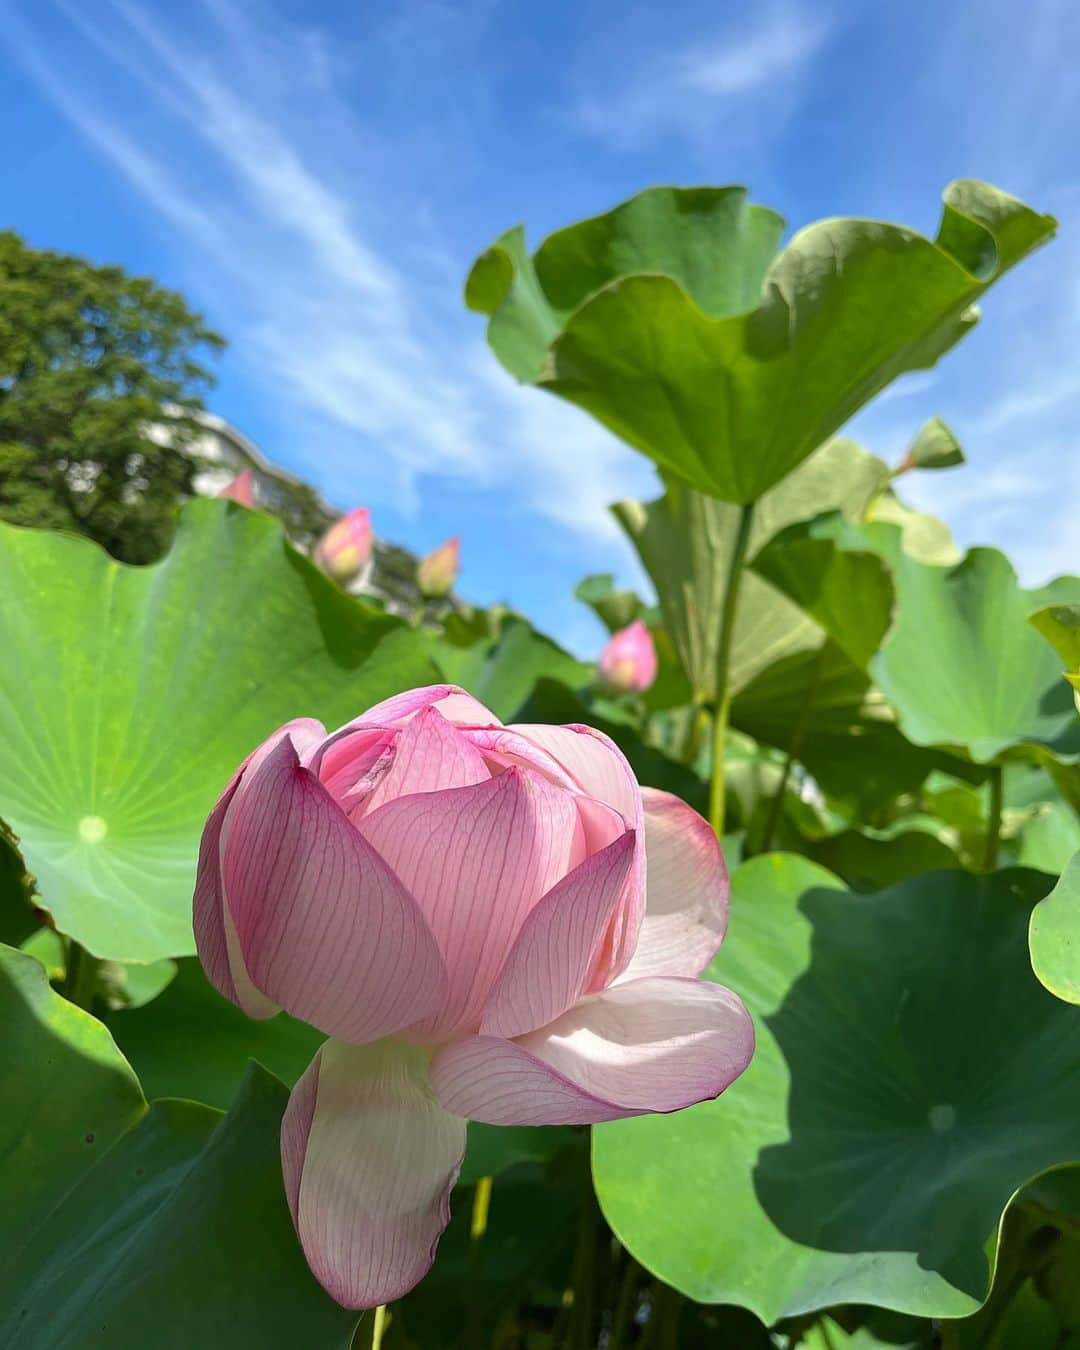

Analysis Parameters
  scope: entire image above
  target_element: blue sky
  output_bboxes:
[3,0,1079,654]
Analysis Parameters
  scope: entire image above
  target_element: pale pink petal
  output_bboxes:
[194,718,325,1019]
[359,768,581,1039]
[506,723,640,821]
[618,788,729,981]
[503,724,646,983]
[222,737,447,1042]
[481,832,636,1038]
[352,685,500,730]
[461,727,582,790]
[281,1039,467,1309]
[431,976,754,1125]
[357,706,491,818]
[307,727,395,804]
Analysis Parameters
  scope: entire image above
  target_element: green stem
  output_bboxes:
[984,763,1004,872]
[708,501,756,837]
[641,1278,683,1350]
[566,1180,597,1350]
[63,940,101,1011]
[350,1306,387,1350]
[608,1251,641,1350]
[757,646,826,855]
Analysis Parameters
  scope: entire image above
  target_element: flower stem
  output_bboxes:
[351,1305,386,1350]
[63,940,101,1011]
[608,1249,641,1350]
[708,500,756,837]
[984,763,1004,872]
[641,1278,683,1349]
[566,1179,598,1350]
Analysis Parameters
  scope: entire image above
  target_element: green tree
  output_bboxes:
[0,230,225,562]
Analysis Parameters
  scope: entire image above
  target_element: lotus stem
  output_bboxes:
[608,1249,642,1350]
[709,500,756,837]
[63,940,101,1012]
[984,763,1004,872]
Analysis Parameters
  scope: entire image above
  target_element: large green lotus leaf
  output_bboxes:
[751,516,894,669]
[0,944,145,1254]
[433,614,590,721]
[1014,804,1080,876]
[592,857,1080,1322]
[837,521,1080,763]
[472,181,1054,501]
[1030,851,1080,1005]
[613,437,891,701]
[0,500,435,963]
[0,1063,358,1349]
[731,646,951,815]
[1030,605,1080,714]
[466,186,785,383]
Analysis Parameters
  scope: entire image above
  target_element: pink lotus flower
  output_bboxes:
[194,685,752,1309]
[416,535,460,599]
[216,468,256,507]
[314,507,373,585]
[598,619,658,694]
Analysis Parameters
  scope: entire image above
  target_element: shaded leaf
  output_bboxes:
[0,1064,358,1349]
[594,859,1080,1321]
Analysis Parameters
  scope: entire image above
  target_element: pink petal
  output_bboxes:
[618,788,729,981]
[431,976,754,1125]
[308,727,395,805]
[221,737,447,1042]
[359,768,582,1039]
[502,724,646,984]
[194,718,325,1019]
[481,832,635,1038]
[352,684,500,730]
[357,706,491,818]
[282,1039,467,1309]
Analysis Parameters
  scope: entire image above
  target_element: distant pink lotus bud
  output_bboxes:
[314,508,373,584]
[598,620,658,694]
[416,535,460,599]
[217,469,256,507]
[194,685,750,1310]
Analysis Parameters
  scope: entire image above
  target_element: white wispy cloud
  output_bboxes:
[5,0,655,556]
[574,1,830,148]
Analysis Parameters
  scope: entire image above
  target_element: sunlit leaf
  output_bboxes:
[0,500,435,963]
[593,858,1080,1321]
[1030,851,1080,1005]
[472,181,1054,501]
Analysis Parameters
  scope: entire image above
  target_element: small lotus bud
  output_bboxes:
[598,620,658,694]
[216,469,256,507]
[417,536,461,600]
[315,508,373,585]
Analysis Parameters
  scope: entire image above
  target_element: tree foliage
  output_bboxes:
[0,231,224,562]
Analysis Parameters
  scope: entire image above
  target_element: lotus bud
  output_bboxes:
[194,684,750,1309]
[598,620,658,694]
[314,508,373,585]
[216,469,256,507]
[417,536,460,600]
